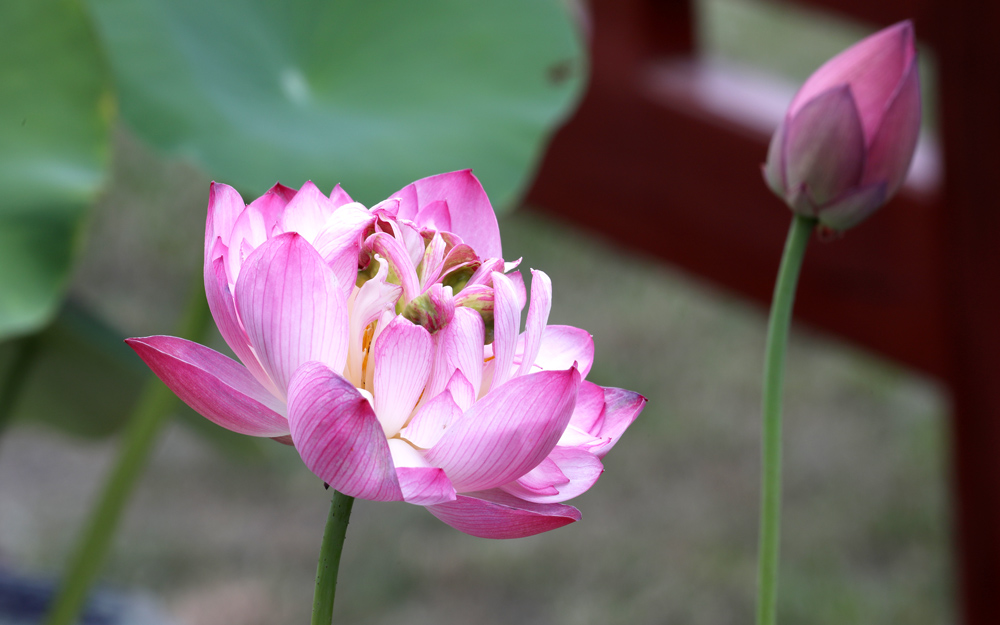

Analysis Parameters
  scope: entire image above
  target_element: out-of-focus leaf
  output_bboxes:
[84,0,585,208]
[2,301,270,461]
[0,0,113,338]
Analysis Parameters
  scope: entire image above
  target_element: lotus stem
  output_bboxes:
[44,283,212,625]
[756,214,815,625]
[312,490,356,625]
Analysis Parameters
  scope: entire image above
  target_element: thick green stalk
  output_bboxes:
[312,491,356,625]
[44,285,212,625]
[756,214,815,625]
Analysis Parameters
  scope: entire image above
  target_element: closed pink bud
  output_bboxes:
[763,20,921,230]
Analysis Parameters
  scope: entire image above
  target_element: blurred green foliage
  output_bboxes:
[0,0,584,441]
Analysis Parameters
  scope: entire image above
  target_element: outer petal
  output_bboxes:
[501,446,604,504]
[329,183,354,209]
[235,233,349,397]
[816,182,887,230]
[763,117,789,196]
[205,182,245,261]
[588,387,646,458]
[287,362,402,501]
[391,170,502,260]
[425,367,581,492]
[127,336,288,437]
[784,85,866,206]
[371,316,433,436]
[204,255,280,397]
[387,439,457,505]
[427,489,581,538]
[533,325,595,378]
[861,56,921,196]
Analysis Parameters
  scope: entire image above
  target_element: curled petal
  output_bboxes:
[425,367,581,492]
[518,269,552,376]
[287,362,402,501]
[427,489,581,538]
[367,232,421,304]
[235,233,349,397]
[127,336,288,437]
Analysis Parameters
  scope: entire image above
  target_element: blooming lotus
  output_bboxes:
[763,21,921,230]
[127,171,644,538]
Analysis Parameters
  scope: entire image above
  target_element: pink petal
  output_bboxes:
[234,233,349,397]
[567,380,608,434]
[861,56,921,197]
[418,232,448,289]
[205,182,246,261]
[387,439,457,505]
[225,187,287,283]
[427,489,581,538]
[366,232,421,304]
[501,446,604,504]
[425,367,581,492]
[517,270,552,376]
[816,183,887,230]
[784,85,866,206]
[391,170,501,260]
[588,387,646,458]
[127,336,288,437]
[425,307,485,400]
[415,200,452,233]
[790,21,915,141]
[345,257,402,387]
[401,381,466,449]
[204,255,280,397]
[329,183,354,209]
[287,362,402,501]
[534,325,595,378]
[489,271,521,391]
[278,181,337,242]
[311,204,377,299]
[372,316,434,436]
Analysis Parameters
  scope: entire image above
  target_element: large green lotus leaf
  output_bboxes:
[84,0,584,207]
[0,0,112,338]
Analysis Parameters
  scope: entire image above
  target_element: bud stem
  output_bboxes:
[312,490,356,625]
[757,214,815,625]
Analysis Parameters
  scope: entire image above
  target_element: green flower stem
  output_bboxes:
[756,214,815,625]
[44,285,212,625]
[0,332,42,440]
[312,491,356,625]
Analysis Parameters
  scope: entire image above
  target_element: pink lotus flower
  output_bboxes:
[127,171,644,538]
[763,21,921,230]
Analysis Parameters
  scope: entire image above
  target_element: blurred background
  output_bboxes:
[0,0,963,623]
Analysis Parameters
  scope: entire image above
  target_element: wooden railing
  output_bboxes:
[526,0,1000,622]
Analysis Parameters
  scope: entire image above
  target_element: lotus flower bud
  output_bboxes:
[763,21,921,230]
